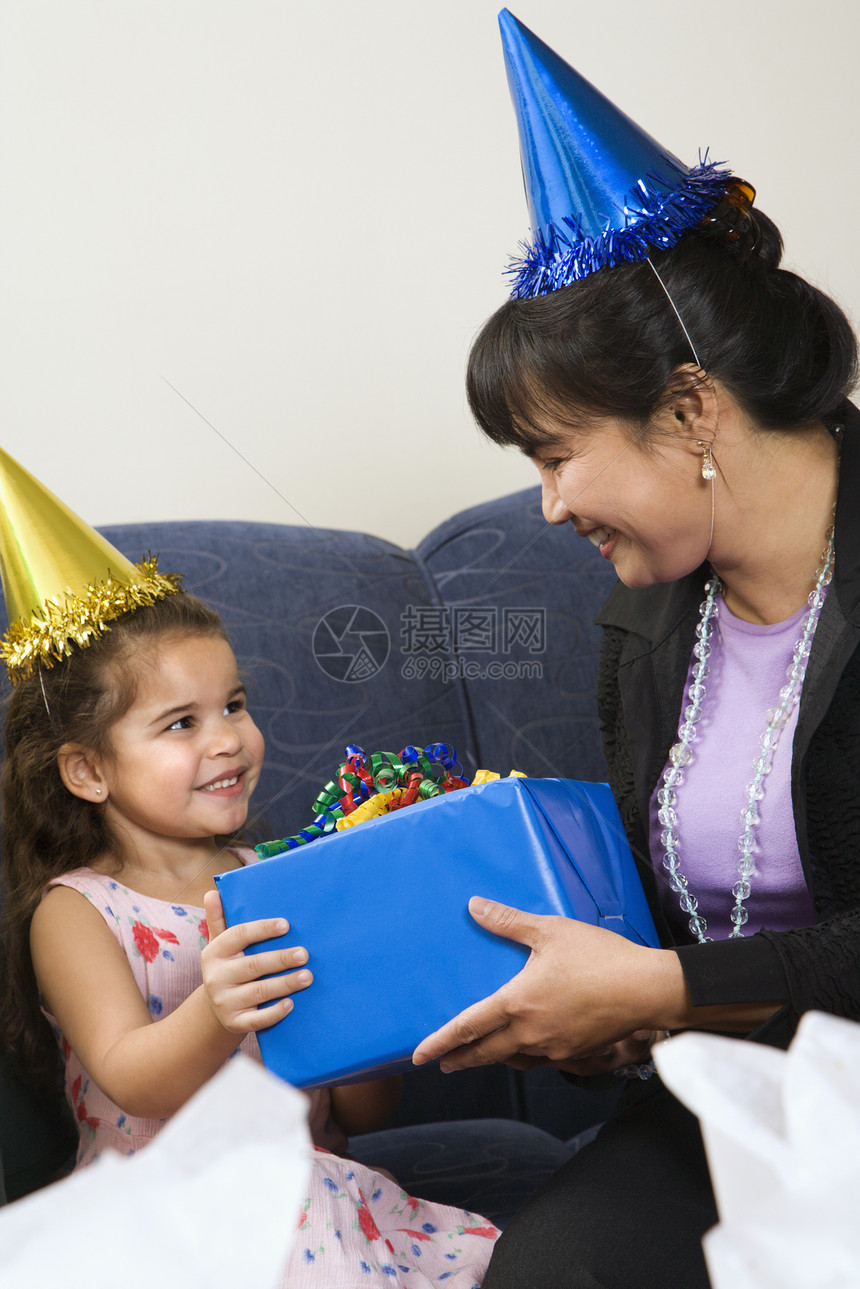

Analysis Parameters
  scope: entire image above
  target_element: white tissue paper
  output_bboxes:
[0,1056,312,1289]
[655,1011,860,1289]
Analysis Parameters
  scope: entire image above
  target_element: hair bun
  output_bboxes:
[698,180,782,269]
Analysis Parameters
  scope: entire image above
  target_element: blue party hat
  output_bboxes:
[499,9,735,297]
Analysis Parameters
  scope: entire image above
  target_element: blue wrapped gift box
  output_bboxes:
[215,777,658,1089]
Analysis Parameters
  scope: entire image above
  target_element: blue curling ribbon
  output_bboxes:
[425,742,456,770]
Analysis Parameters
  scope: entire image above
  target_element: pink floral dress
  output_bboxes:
[46,868,497,1286]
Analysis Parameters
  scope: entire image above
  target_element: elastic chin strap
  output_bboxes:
[645,254,703,369]
[38,665,51,718]
[645,254,714,556]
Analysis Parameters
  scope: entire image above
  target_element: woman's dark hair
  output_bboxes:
[0,592,227,1090]
[467,207,858,448]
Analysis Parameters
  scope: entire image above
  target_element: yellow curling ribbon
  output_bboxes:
[472,769,527,784]
[336,788,405,829]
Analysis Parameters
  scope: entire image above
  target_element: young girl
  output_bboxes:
[1,586,496,1284]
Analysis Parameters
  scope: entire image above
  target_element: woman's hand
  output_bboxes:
[502,1031,659,1076]
[547,1031,659,1077]
[412,897,686,1071]
[201,890,313,1034]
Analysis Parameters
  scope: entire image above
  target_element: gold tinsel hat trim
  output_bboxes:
[1,557,184,683]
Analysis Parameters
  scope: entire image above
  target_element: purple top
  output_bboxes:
[650,594,818,943]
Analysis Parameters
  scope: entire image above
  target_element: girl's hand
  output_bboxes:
[412,898,685,1071]
[201,890,312,1035]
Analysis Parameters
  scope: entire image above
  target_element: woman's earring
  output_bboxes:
[698,441,716,481]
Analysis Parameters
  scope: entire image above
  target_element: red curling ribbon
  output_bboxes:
[398,770,423,808]
[354,763,376,791]
[443,776,469,792]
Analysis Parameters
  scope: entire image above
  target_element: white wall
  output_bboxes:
[1,0,857,547]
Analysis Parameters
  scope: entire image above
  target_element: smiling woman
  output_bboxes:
[465,187,856,610]
[409,13,860,1289]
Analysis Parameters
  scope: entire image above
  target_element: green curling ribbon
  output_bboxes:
[255,840,279,858]
[319,813,341,833]
[312,786,342,815]
[370,751,401,790]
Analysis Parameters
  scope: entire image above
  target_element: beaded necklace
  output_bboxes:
[657,525,836,945]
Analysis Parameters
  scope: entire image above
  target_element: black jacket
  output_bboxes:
[595,400,860,1046]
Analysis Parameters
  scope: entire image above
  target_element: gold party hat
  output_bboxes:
[0,446,182,682]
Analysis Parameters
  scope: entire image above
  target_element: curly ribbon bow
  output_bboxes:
[253,742,503,860]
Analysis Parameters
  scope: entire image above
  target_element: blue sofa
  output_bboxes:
[1,485,622,1214]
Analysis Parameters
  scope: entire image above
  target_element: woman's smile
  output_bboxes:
[579,525,617,557]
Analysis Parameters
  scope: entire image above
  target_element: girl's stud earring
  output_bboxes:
[698,441,716,481]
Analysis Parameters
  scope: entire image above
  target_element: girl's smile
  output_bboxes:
[197,769,248,795]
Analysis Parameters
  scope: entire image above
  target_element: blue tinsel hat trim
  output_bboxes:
[507,159,733,300]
